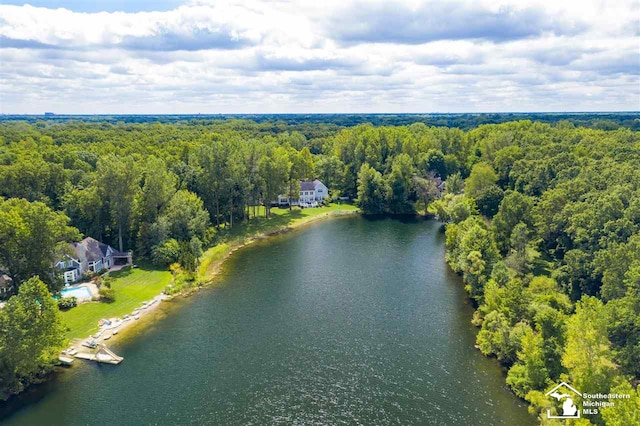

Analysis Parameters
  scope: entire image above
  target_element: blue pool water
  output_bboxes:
[60,285,92,301]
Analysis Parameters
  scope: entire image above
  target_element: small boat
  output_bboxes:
[134,315,140,320]
[58,355,74,366]
[82,340,98,349]
[112,330,119,335]
[103,333,112,340]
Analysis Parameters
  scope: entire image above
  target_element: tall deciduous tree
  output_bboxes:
[162,190,209,242]
[0,277,66,400]
[0,198,80,292]
[385,153,415,214]
[465,162,498,198]
[97,155,140,252]
[412,175,439,215]
[356,163,387,214]
[139,156,176,223]
[259,146,290,218]
[562,296,617,395]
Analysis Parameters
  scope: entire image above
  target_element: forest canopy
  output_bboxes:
[0,117,639,423]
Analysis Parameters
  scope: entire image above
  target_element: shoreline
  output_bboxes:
[66,207,360,357]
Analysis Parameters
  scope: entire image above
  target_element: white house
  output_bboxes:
[57,237,132,284]
[278,179,329,206]
[0,274,13,298]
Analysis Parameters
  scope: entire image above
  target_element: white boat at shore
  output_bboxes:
[58,355,74,366]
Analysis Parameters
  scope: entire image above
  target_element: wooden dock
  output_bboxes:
[74,344,123,365]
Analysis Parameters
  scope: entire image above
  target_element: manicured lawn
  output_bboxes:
[60,266,172,340]
[226,203,358,240]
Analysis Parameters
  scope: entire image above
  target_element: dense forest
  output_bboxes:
[0,118,639,424]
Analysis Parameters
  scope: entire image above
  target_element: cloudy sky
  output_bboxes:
[0,0,638,114]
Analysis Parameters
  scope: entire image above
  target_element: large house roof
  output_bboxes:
[300,179,323,191]
[72,237,117,263]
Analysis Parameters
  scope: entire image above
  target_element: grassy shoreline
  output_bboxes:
[60,204,359,342]
[199,204,359,282]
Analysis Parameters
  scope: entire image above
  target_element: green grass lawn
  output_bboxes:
[60,266,172,340]
[226,203,358,239]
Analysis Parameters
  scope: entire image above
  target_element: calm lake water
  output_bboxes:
[1,217,533,425]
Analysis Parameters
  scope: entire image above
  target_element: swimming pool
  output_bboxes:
[60,285,92,301]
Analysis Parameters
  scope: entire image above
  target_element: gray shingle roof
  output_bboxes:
[300,179,322,191]
[72,237,115,263]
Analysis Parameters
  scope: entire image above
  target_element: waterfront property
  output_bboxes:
[59,266,172,339]
[278,179,329,207]
[56,237,133,284]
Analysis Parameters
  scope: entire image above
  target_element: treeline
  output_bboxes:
[431,121,640,424]
[0,120,474,295]
[2,112,639,130]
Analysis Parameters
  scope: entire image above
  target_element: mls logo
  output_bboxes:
[545,382,582,419]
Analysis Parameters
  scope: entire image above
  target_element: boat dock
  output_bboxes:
[74,344,124,365]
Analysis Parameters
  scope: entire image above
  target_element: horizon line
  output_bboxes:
[1,111,639,116]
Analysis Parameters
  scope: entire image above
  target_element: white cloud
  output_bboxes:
[0,0,638,113]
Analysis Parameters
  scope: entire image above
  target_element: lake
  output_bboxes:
[1,217,533,425]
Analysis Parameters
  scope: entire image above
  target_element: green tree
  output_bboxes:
[0,198,80,292]
[162,190,209,242]
[445,172,465,195]
[493,191,534,254]
[600,380,640,426]
[505,222,530,273]
[316,155,344,193]
[356,163,387,214]
[412,175,439,215]
[258,146,290,218]
[138,156,176,223]
[474,184,504,217]
[562,296,617,395]
[0,277,66,400]
[506,327,548,398]
[465,162,498,198]
[96,155,140,251]
[385,154,415,214]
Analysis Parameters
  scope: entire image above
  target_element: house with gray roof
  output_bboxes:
[56,237,132,284]
[278,179,329,207]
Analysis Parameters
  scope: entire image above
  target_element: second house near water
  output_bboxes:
[278,179,329,207]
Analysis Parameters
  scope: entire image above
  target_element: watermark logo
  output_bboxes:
[545,382,581,419]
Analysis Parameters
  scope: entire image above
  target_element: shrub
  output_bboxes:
[98,287,116,302]
[152,239,181,266]
[57,296,77,310]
